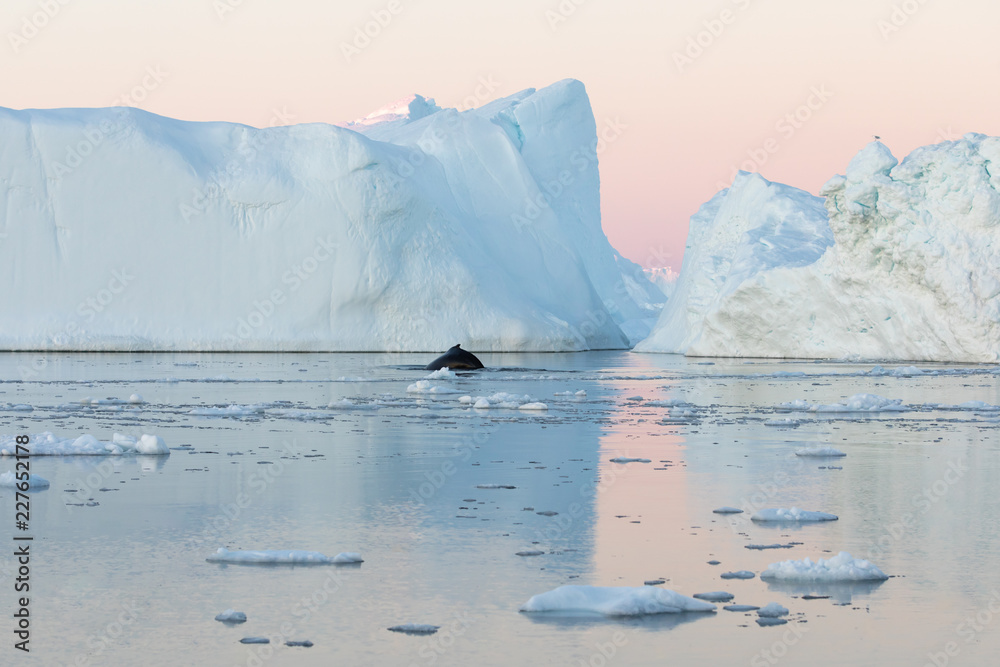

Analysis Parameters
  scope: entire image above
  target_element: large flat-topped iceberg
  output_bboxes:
[0,79,661,352]
[636,135,1000,362]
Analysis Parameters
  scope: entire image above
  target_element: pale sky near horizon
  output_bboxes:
[3,0,998,271]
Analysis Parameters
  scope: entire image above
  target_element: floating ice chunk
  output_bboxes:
[207,548,362,565]
[777,400,813,412]
[128,394,144,404]
[387,624,440,635]
[756,617,788,626]
[516,550,545,557]
[519,402,549,411]
[576,390,587,397]
[761,551,889,582]
[1,432,168,456]
[476,484,516,489]
[751,508,838,522]
[795,446,846,457]
[779,394,910,413]
[953,401,1000,411]
[645,398,689,407]
[4,404,33,412]
[519,585,716,616]
[424,368,457,380]
[407,381,460,394]
[0,471,49,488]
[724,604,760,612]
[766,418,801,427]
[285,640,313,647]
[215,609,247,623]
[720,571,756,580]
[136,434,169,455]
[713,507,744,514]
[609,457,651,464]
[757,603,790,618]
[465,392,538,409]
[474,398,491,409]
[189,404,267,417]
[240,637,269,644]
[331,552,364,564]
[693,591,734,602]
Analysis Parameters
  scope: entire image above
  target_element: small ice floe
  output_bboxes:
[868,365,929,377]
[779,393,911,413]
[757,603,790,618]
[461,392,539,409]
[795,446,846,458]
[756,617,788,626]
[285,640,313,647]
[945,401,1000,411]
[516,550,545,557]
[713,507,743,514]
[519,402,549,411]
[0,471,50,489]
[4,404,33,412]
[536,511,558,517]
[189,404,267,417]
[720,571,755,580]
[765,418,800,428]
[751,508,838,523]
[387,624,440,635]
[724,604,760,612]
[644,579,666,586]
[609,457,651,464]
[625,395,643,401]
[519,585,716,616]
[1,432,169,456]
[760,552,889,582]
[476,484,516,489]
[128,394,145,404]
[206,548,363,565]
[746,543,798,551]
[214,609,247,623]
[554,390,587,398]
[693,591,734,602]
[240,637,269,644]
[406,381,459,395]
[645,398,690,408]
[424,368,457,380]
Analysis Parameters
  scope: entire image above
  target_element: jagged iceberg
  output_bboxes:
[636,135,1000,362]
[0,79,662,352]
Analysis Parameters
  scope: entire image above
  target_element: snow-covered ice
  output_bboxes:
[215,609,247,623]
[761,552,889,582]
[1,432,169,456]
[779,394,910,413]
[795,446,846,457]
[751,508,838,522]
[519,585,716,616]
[206,548,363,564]
[406,381,460,395]
[757,603,790,618]
[636,135,1000,362]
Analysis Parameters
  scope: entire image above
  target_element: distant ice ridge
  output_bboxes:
[761,552,889,582]
[0,432,168,456]
[0,79,662,352]
[636,135,1000,362]
[519,585,716,616]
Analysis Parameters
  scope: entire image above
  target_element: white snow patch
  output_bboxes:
[751,508,838,522]
[519,585,716,616]
[760,551,889,582]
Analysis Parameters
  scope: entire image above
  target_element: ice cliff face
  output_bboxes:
[0,79,661,351]
[636,135,1000,362]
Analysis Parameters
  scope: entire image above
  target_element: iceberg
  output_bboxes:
[0,79,662,352]
[519,585,716,616]
[637,135,1000,362]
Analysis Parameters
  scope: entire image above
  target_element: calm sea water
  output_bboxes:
[1,351,998,666]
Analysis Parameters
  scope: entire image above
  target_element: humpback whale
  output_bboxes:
[424,344,484,371]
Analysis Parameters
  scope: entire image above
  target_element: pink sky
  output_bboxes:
[4,0,999,271]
